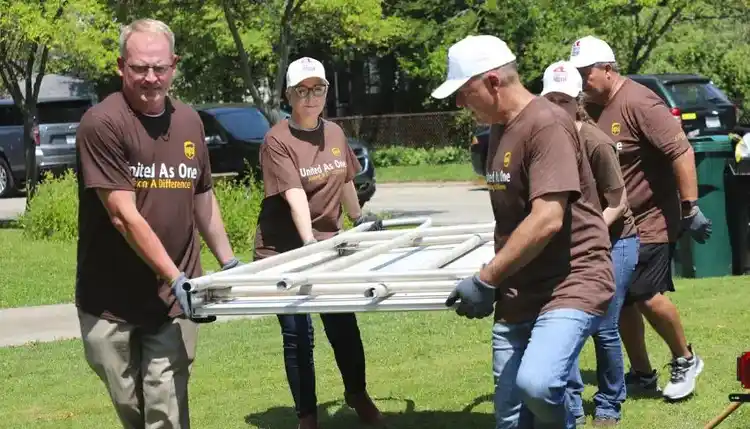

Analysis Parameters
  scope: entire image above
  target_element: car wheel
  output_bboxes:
[0,157,15,198]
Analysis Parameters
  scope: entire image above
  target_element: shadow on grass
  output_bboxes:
[579,368,668,416]
[245,394,495,428]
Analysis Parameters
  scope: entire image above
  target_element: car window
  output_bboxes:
[36,99,93,124]
[638,80,667,103]
[665,81,731,106]
[0,104,23,126]
[213,108,271,141]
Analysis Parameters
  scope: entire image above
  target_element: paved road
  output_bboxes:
[0,183,493,347]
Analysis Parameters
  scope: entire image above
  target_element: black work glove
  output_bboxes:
[354,214,383,231]
[445,274,496,319]
[221,257,243,271]
[171,272,216,323]
[682,205,712,244]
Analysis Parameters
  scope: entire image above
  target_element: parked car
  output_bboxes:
[0,96,94,197]
[194,103,377,207]
[628,73,738,138]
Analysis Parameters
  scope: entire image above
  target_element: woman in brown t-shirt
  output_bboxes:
[252,57,382,429]
[541,60,640,426]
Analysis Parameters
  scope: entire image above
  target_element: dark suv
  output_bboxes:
[194,104,377,207]
[628,73,738,138]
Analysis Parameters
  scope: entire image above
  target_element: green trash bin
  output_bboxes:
[672,135,734,278]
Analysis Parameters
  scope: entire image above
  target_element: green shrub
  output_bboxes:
[211,174,263,254]
[18,170,79,242]
[372,146,470,167]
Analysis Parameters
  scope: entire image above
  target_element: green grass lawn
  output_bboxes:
[0,228,252,308]
[1,228,749,428]
[376,163,483,183]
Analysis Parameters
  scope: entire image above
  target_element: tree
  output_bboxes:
[221,0,409,124]
[0,0,118,200]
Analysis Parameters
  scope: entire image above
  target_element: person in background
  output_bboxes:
[75,18,240,429]
[252,56,383,429]
[541,60,639,426]
[570,35,710,402]
[432,35,615,429]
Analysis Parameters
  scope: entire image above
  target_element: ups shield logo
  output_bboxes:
[184,141,196,160]
[611,122,621,136]
[503,152,511,167]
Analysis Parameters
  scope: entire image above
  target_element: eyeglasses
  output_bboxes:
[126,63,173,77]
[292,84,327,98]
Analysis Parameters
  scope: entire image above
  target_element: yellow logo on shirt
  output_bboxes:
[611,122,621,136]
[184,141,196,160]
[331,147,341,157]
[503,152,511,167]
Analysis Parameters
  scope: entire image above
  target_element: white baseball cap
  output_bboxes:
[286,57,329,88]
[541,60,582,98]
[431,35,517,99]
[568,36,616,68]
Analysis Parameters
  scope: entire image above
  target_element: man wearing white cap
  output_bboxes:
[569,35,709,401]
[434,35,616,429]
[542,60,639,426]
[254,56,383,429]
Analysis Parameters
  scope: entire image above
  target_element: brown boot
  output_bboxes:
[344,391,384,425]
[297,414,319,429]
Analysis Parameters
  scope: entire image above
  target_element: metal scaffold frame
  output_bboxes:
[186,217,497,317]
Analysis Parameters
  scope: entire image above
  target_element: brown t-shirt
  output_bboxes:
[254,118,360,259]
[586,78,691,244]
[578,122,638,243]
[75,92,212,329]
[486,97,614,324]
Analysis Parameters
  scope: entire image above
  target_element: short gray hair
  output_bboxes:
[119,18,175,58]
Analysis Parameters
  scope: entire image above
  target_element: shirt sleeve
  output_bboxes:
[589,143,625,193]
[76,113,134,191]
[633,94,692,161]
[527,123,581,203]
[195,120,213,195]
[259,135,302,197]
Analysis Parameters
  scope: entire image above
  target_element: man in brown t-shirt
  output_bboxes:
[252,56,383,429]
[75,19,239,429]
[432,35,615,429]
[570,35,710,401]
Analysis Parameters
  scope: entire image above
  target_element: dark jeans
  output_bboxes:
[278,312,367,418]
[568,234,640,421]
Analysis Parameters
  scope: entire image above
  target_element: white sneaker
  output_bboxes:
[663,345,704,400]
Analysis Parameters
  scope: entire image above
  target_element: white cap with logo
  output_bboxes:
[431,35,517,99]
[568,35,616,68]
[286,57,330,88]
[541,60,582,98]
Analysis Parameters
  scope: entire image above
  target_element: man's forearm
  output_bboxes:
[196,192,235,266]
[118,216,181,281]
[341,181,362,220]
[479,210,562,286]
[672,148,699,203]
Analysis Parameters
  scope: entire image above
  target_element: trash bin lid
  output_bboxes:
[690,135,733,153]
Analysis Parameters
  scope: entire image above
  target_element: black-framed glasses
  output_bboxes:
[292,84,327,98]
[126,62,174,77]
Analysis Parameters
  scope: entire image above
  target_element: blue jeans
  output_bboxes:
[492,308,603,429]
[277,313,367,418]
[568,235,639,421]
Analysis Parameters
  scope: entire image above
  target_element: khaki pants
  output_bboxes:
[78,309,199,429]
